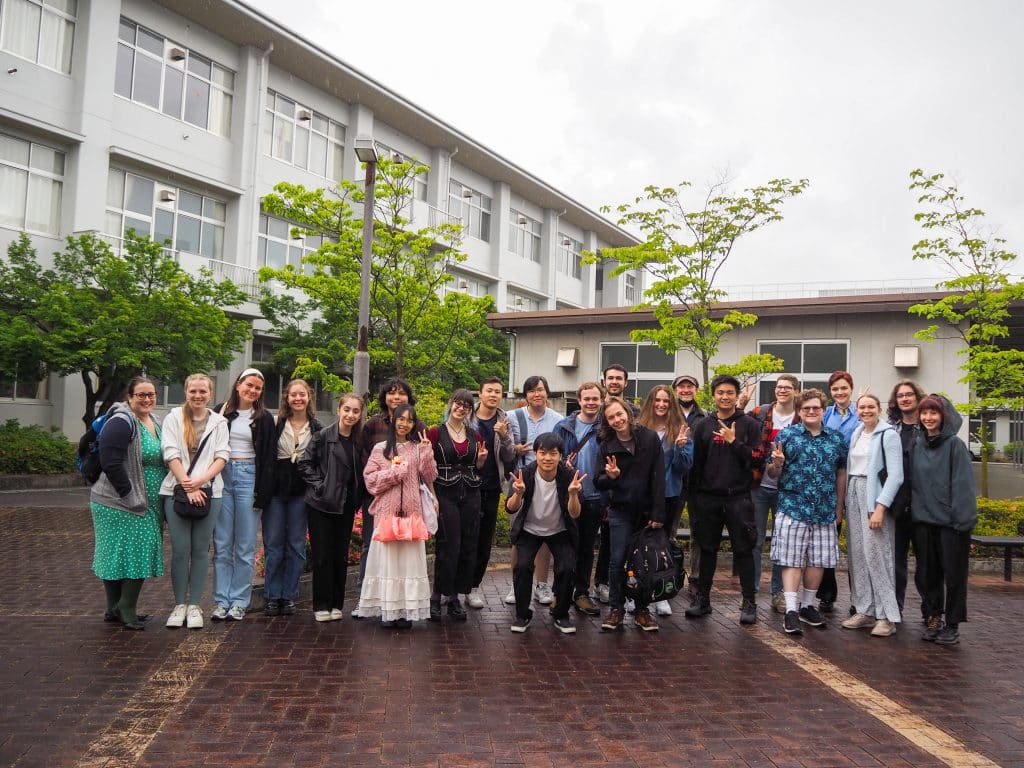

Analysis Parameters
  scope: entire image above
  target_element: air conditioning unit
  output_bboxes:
[168,47,187,61]
[894,345,920,368]
[296,108,312,122]
[556,347,580,368]
[159,189,177,202]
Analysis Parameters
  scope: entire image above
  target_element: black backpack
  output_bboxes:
[624,526,684,603]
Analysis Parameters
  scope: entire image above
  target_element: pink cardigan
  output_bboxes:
[364,440,438,523]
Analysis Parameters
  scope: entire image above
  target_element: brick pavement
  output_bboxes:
[1,503,1022,768]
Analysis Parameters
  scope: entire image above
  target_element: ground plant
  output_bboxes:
[0,419,76,475]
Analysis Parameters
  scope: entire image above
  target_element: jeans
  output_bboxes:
[262,494,308,601]
[471,488,502,589]
[595,519,610,588]
[751,485,783,595]
[513,530,575,621]
[212,460,258,609]
[573,498,604,598]
[163,496,222,605]
[607,513,649,610]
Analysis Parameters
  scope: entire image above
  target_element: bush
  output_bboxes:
[1002,441,1024,459]
[0,419,76,475]
[494,496,512,547]
[974,497,1024,537]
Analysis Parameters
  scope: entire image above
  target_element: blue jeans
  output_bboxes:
[751,484,783,595]
[262,494,308,601]
[607,513,648,610]
[213,460,258,609]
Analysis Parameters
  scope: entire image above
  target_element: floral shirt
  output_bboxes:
[775,423,848,525]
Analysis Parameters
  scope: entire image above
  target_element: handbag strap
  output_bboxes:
[186,430,214,476]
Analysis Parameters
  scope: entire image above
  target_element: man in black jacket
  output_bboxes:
[685,375,763,625]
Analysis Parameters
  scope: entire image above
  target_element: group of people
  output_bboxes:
[89,363,977,644]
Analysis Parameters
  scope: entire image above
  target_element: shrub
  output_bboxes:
[494,496,512,547]
[0,419,76,475]
[974,497,1024,537]
[1002,441,1024,459]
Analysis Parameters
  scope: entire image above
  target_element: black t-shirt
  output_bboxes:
[476,413,500,491]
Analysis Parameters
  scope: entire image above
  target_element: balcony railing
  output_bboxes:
[427,204,462,231]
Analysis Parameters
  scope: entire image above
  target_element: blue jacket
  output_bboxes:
[824,404,860,444]
[849,421,904,511]
[554,413,602,500]
[658,432,694,499]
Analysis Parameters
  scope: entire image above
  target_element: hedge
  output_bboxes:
[0,419,77,475]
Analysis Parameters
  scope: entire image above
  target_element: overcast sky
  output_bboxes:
[248,0,1023,289]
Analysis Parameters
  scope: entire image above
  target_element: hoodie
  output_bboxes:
[909,396,977,532]
[849,420,904,512]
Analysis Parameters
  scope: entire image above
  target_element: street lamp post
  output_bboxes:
[352,136,378,400]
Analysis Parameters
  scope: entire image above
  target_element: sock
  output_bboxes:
[784,591,799,613]
[103,579,122,613]
[802,588,817,607]
[117,578,144,624]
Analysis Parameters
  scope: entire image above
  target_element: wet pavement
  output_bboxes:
[1,500,1022,768]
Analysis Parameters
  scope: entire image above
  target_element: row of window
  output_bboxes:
[0,131,62,235]
[0,0,75,74]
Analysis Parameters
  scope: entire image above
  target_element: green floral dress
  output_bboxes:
[91,421,166,580]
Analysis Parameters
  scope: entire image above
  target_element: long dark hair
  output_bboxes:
[887,379,926,423]
[383,403,420,461]
[223,369,267,420]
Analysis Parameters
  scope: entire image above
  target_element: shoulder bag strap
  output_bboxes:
[186,431,214,477]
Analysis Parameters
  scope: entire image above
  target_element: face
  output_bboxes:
[385,387,409,414]
[713,384,738,413]
[857,397,880,427]
[919,408,943,433]
[525,384,548,408]
[675,381,697,402]
[653,390,672,417]
[479,383,502,408]
[605,402,630,435]
[896,386,919,414]
[799,398,824,429]
[603,369,627,396]
[578,387,603,417]
[774,380,796,405]
[129,383,157,415]
[535,447,562,474]
[185,379,211,410]
[236,375,263,406]
[338,398,362,430]
[450,400,472,420]
[830,379,852,408]
[393,411,414,438]
[287,383,310,413]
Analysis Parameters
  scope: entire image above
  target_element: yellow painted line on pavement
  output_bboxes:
[74,630,226,768]
[749,623,1000,768]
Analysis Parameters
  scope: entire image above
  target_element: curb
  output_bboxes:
[0,473,84,491]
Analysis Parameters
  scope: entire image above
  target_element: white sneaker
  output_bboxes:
[465,589,485,609]
[330,608,344,621]
[654,600,673,616]
[504,586,516,605]
[597,584,610,604]
[186,605,203,629]
[533,581,554,605]
[166,604,187,628]
[624,598,636,613]
[227,605,245,621]
[314,610,332,622]
[211,605,228,621]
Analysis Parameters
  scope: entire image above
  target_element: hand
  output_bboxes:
[495,418,510,438]
[568,470,587,495]
[648,521,664,529]
[565,452,577,470]
[715,419,736,444]
[417,429,430,445]
[858,386,871,399]
[604,455,620,479]
[835,504,845,526]
[510,469,526,496]
[180,475,200,493]
[771,441,785,465]
[675,423,690,447]
[869,504,885,530]
[187,488,208,506]
[477,442,489,462]
[515,442,530,457]
[738,384,754,409]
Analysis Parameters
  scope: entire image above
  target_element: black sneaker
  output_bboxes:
[739,599,757,625]
[684,593,712,619]
[818,600,835,615]
[553,616,576,634]
[784,610,803,635]
[280,600,295,616]
[428,597,442,622]
[799,605,825,627]
[263,599,280,617]
[921,615,943,641]
[447,597,467,621]
[934,623,959,645]
[511,612,532,633]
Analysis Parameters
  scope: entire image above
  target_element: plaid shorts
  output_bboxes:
[770,513,838,569]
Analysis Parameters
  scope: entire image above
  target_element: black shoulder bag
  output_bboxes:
[173,431,215,519]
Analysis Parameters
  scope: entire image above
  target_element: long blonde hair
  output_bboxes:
[182,373,215,451]
[638,385,684,447]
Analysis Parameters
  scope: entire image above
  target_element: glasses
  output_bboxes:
[775,385,794,391]
[896,393,917,400]
[132,392,157,400]
[451,402,471,411]
[800,405,823,412]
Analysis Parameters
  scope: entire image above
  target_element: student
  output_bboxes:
[506,433,585,634]
[673,373,705,598]
[766,388,848,636]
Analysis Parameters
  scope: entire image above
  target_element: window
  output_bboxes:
[374,142,428,201]
[506,291,540,312]
[599,342,674,400]
[624,272,638,304]
[756,340,849,404]
[0,0,75,74]
[441,272,489,299]
[262,89,345,180]
[258,213,322,273]
[105,169,226,260]
[115,18,233,137]
[557,234,582,278]
[0,131,64,235]
[508,209,541,262]
[448,180,491,242]
[0,364,48,400]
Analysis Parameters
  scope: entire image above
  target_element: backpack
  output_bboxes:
[624,526,685,604]
[76,410,135,485]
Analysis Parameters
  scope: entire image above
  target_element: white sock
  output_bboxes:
[802,588,817,607]
[784,591,799,613]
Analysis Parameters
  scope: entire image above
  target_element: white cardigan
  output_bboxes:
[159,407,231,498]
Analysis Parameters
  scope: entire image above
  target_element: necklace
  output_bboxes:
[446,420,466,439]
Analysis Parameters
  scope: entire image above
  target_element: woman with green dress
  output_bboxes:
[90,376,166,630]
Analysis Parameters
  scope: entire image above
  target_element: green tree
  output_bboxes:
[907,169,1024,496]
[592,177,809,387]
[258,156,508,396]
[0,232,250,427]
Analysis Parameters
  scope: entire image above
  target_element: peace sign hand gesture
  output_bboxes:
[675,422,690,447]
[568,470,587,495]
[604,455,620,479]
[510,469,526,496]
[715,419,736,444]
[771,441,785,464]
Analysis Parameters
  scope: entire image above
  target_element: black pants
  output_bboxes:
[307,505,355,612]
[514,530,575,621]
[691,491,757,601]
[573,498,604,598]
[893,508,916,614]
[815,521,844,603]
[914,522,971,626]
[471,488,502,589]
[595,518,610,587]
[433,483,481,597]
[664,495,684,547]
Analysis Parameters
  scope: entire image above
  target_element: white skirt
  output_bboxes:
[355,538,432,622]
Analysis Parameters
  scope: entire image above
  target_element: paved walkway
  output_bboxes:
[1,501,1022,768]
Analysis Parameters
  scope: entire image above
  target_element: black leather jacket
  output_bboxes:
[298,423,365,515]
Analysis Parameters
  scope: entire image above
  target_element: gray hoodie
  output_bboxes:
[909,395,977,533]
[90,402,149,516]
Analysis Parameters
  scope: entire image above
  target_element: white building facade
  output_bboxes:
[0,0,639,436]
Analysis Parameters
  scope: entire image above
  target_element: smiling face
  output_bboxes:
[713,383,738,416]
[337,396,362,435]
[286,382,310,414]
[479,382,502,409]
[525,383,547,410]
[185,377,212,413]
[919,407,943,435]
[393,411,414,439]
[384,386,409,415]
[235,374,263,407]
[896,385,919,418]
[604,401,630,437]
[856,396,880,429]
[653,389,672,418]
[535,446,562,475]
[129,381,157,417]
[603,369,627,397]
[578,386,602,419]
[774,379,796,407]
[799,396,824,430]
[830,379,853,409]
[675,381,697,402]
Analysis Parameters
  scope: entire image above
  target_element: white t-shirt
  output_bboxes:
[523,474,565,537]
[229,409,256,458]
[848,429,872,477]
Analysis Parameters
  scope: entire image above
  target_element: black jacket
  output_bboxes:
[271,416,324,498]
[594,424,666,526]
[506,463,580,549]
[690,410,762,497]
[215,402,276,509]
[298,423,365,515]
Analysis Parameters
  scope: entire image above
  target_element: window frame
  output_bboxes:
[508,208,541,263]
[262,88,346,180]
[448,180,491,242]
[0,129,65,236]
[0,0,76,74]
[598,341,676,401]
[557,233,582,279]
[755,339,851,405]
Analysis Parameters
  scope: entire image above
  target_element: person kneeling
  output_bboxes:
[506,433,585,634]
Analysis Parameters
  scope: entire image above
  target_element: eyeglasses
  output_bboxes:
[775,385,794,391]
[896,393,917,400]
[132,392,157,400]
[451,402,472,411]
[799,405,823,412]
